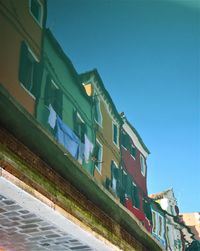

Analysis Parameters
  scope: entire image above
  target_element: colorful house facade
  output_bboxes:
[150,188,194,251]
[0,0,47,114]
[36,29,95,175]
[120,117,152,231]
[151,200,167,249]
[79,70,122,188]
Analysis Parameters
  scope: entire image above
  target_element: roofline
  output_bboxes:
[124,119,150,154]
[45,28,91,103]
[79,69,123,123]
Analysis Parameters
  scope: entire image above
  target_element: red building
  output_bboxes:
[120,118,152,232]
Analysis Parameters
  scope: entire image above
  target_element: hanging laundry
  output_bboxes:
[48,104,56,129]
[84,134,94,163]
[56,116,80,158]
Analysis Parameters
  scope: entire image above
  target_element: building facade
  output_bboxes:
[80,70,122,187]
[36,29,95,175]
[150,189,194,251]
[120,118,152,232]
[0,0,46,114]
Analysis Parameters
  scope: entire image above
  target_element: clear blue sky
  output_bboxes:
[47,0,200,213]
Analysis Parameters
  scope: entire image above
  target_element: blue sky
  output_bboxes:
[47,0,200,213]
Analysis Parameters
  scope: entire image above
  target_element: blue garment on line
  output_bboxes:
[56,116,80,158]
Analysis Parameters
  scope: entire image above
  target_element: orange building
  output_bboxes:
[0,0,46,114]
[80,69,122,188]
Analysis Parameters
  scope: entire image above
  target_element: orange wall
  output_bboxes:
[0,0,44,114]
[94,99,120,183]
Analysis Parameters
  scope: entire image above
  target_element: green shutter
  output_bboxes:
[44,75,51,106]
[126,175,132,198]
[143,200,152,221]
[19,41,28,86]
[131,185,140,209]
[73,110,78,135]
[32,61,41,98]
[55,89,63,117]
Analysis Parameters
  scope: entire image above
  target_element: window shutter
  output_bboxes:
[131,185,140,208]
[44,75,51,106]
[32,61,41,98]
[19,41,28,85]
[126,176,132,198]
[80,123,86,143]
[55,89,63,117]
[73,111,78,135]
[145,201,152,221]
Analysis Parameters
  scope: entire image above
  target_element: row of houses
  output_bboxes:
[0,0,198,250]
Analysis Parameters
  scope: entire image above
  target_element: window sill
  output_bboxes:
[20,82,36,100]
[95,165,102,175]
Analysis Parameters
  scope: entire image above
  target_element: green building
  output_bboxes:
[36,29,95,175]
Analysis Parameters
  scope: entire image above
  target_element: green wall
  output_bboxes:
[36,30,95,175]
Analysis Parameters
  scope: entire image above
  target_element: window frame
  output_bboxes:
[112,122,119,147]
[75,112,86,143]
[130,144,136,159]
[94,94,102,127]
[19,43,38,99]
[140,154,146,176]
[29,0,44,27]
[152,210,157,234]
[121,131,127,150]
[111,160,118,193]
[158,214,163,238]
[95,139,103,174]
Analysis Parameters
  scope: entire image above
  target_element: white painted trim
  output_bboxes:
[0,174,117,251]
[29,0,44,28]
[121,145,127,151]
[123,122,148,158]
[95,139,103,174]
[91,77,120,126]
[20,83,36,100]
[112,121,119,148]
[130,144,136,160]
[112,160,119,169]
[140,154,146,177]
[76,111,84,123]
[94,94,103,127]
[51,79,59,89]
[20,42,39,99]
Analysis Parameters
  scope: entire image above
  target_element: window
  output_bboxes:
[130,144,136,159]
[19,41,39,98]
[74,112,86,143]
[170,205,174,215]
[94,140,103,173]
[121,131,127,149]
[44,75,63,117]
[113,123,119,146]
[152,211,156,233]
[29,0,43,26]
[94,97,102,126]
[111,161,118,193]
[158,215,163,237]
[131,184,140,209]
[140,154,146,176]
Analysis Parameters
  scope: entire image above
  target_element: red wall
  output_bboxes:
[121,146,147,195]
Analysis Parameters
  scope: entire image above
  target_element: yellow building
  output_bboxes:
[80,69,122,188]
[0,0,46,114]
